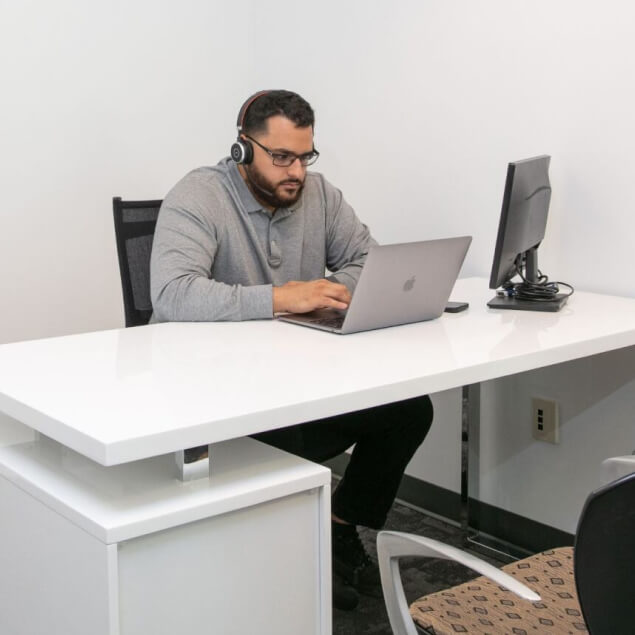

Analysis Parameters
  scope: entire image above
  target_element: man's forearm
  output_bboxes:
[152,276,273,322]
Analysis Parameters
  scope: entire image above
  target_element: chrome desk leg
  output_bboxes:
[175,444,212,481]
[461,383,524,560]
[460,383,480,541]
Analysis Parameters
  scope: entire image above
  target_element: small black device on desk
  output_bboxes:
[444,301,469,313]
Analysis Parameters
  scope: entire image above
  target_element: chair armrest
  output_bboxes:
[377,531,541,635]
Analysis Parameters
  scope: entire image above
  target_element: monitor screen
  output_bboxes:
[489,155,551,290]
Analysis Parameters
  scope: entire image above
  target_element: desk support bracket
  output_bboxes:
[175,444,212,481]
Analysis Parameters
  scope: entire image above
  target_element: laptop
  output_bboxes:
[277,236,472,334]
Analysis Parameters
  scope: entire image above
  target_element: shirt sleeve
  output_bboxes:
[321,178,378,293]
[150,186,273,322]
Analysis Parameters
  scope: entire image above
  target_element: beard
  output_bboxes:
[244,163,304,210]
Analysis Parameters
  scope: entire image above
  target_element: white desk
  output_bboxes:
[2,277,635,631]
[3,278,635,466]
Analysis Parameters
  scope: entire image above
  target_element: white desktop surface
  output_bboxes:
[1,277,635,465]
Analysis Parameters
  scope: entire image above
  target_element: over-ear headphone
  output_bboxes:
[230,90,272,164]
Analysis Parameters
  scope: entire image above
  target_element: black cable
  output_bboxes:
[501,261,574,302]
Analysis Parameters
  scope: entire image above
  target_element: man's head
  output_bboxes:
[231,90,318,211]
[239,90,314,137]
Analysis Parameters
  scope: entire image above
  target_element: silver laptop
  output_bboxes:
[277,236,472,334]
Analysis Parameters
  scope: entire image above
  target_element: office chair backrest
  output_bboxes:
[112,197,162,327]
[574,471,635,634]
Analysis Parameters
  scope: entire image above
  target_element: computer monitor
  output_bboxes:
[487,155,572,312]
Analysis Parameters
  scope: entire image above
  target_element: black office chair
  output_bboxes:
[378,471,635,634]
[112,197,162,327]
[112,197,207,465]
[574,471,635,633]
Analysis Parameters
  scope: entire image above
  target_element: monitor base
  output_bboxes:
[487,294,569,312]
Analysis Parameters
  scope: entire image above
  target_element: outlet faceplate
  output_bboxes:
[532,397,559,444]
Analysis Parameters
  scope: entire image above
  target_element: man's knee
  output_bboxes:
[398,394,434,442]
[370,394,433,443]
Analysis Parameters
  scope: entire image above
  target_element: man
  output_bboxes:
[150,90,433,610]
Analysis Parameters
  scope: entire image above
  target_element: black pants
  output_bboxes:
[252,395,433,529]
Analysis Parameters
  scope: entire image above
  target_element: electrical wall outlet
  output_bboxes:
[531,397,559,444]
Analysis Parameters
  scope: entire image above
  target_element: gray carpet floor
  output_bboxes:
[333,497,506,635]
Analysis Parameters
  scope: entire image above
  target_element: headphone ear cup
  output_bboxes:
[230,138,253,164]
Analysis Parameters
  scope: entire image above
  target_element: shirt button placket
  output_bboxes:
[268,217,282,268]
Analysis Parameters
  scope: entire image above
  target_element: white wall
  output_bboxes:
[1,0,634,532]
[478,348,635,531]
[0,1,251,343]
[251,0,635,295]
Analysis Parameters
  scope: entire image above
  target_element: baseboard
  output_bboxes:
[324,454,574,554]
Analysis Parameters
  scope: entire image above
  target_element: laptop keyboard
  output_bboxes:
[309,315,345,329]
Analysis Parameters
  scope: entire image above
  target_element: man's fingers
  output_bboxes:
[324,298,349,310]
[319,280,351,305]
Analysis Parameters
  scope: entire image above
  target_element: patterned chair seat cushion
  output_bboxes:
[410,546,587,634]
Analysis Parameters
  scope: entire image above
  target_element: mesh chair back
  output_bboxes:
[112,197,162,327]
[574,471,635,634]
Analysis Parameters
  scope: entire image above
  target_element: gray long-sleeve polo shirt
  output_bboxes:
[150,157,377,322]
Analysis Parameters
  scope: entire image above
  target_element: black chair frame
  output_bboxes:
[112,196,162,327]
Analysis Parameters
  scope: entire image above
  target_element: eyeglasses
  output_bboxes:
[245,135,320,167]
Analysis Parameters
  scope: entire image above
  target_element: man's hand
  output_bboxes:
[273,279,351,314]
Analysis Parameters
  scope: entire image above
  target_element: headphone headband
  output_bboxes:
[236,90,272,133]
[231,90,281,165]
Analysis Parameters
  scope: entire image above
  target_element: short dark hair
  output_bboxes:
[242,90,315,136]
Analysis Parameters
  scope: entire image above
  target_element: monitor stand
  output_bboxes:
[487,294,569,312]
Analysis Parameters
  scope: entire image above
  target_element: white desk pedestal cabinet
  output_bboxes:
[0,436,331,635]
